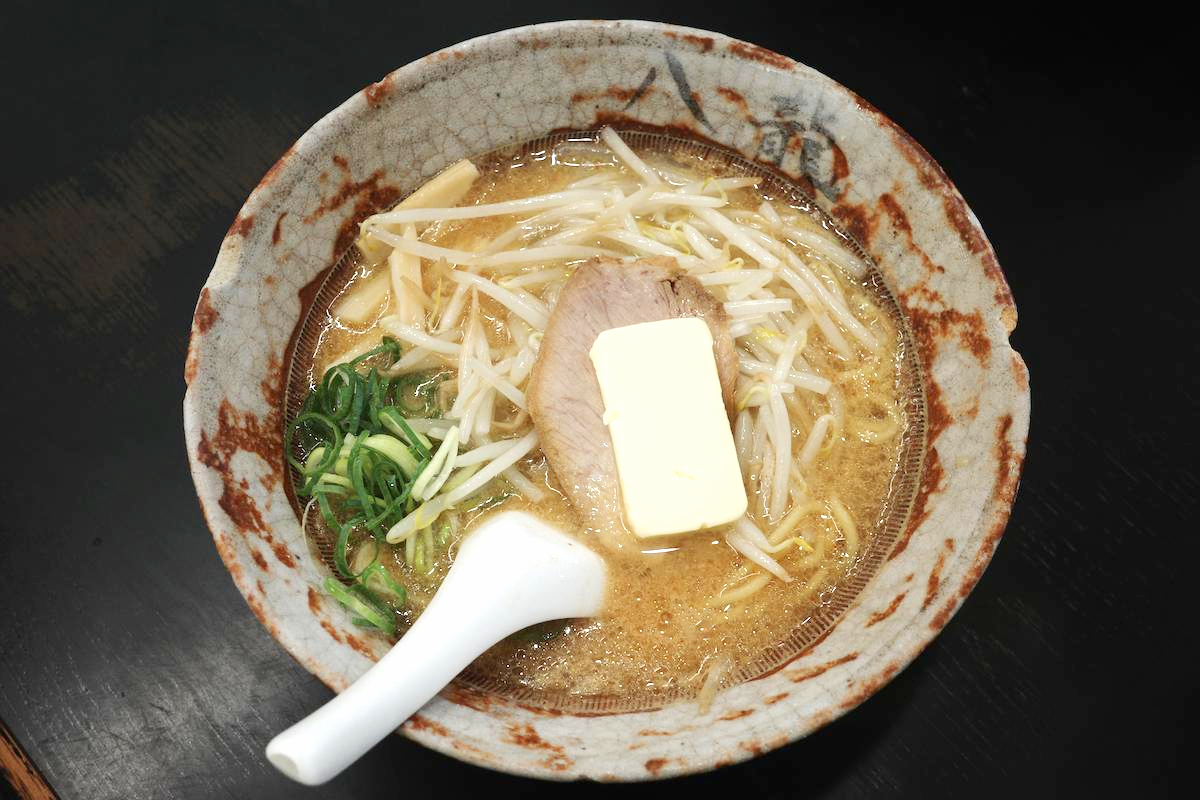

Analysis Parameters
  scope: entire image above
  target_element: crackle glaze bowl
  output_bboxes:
[183,20,1029,781]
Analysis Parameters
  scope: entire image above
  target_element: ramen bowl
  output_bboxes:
[183,20,1028,780]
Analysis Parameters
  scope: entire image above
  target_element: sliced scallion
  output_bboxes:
[323,577,395,636]
[288,335,463,630]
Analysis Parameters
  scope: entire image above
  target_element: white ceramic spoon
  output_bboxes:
[265,510,607,785]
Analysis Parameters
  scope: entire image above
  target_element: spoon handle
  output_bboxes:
[265,511,606,785]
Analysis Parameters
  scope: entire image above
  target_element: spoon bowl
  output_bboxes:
[265,510,606,785]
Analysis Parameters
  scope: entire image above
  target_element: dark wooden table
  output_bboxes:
[1,3,1192,797]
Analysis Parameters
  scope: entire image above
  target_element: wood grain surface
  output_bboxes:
[0,2,1193,798]
[1,720,57,800]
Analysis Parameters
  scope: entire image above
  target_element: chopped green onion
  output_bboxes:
[361,433,421,478]
[323,577,395,635]
[289,336,467,629]
[315,473,352,491]
[421,528,436,575]
[349,336,402,369]
[361,564,407,606]
[378,408,431,460]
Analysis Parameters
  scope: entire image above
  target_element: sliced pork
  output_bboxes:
[527,257,738,544]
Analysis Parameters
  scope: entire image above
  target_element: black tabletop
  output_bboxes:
[1,3,1193,798]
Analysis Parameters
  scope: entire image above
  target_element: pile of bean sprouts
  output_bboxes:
[340,128,899,588]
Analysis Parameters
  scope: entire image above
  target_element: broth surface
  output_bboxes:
[293,132,919,710]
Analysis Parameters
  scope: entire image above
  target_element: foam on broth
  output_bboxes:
[288,131,924,712]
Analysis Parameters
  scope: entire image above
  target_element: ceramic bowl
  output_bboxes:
[184,20,1029,781]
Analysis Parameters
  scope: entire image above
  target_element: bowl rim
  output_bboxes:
[184,18,1029,781]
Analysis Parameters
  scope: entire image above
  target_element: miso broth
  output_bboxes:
[286,130,923,712]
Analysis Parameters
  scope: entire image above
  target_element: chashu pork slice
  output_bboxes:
[527,257,739,544]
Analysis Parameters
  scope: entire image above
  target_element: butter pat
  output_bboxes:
[589,317,748,537]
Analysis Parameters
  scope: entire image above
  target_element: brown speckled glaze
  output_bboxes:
[183,20,1029,781]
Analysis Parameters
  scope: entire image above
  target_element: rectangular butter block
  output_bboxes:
[589,317,748,537]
